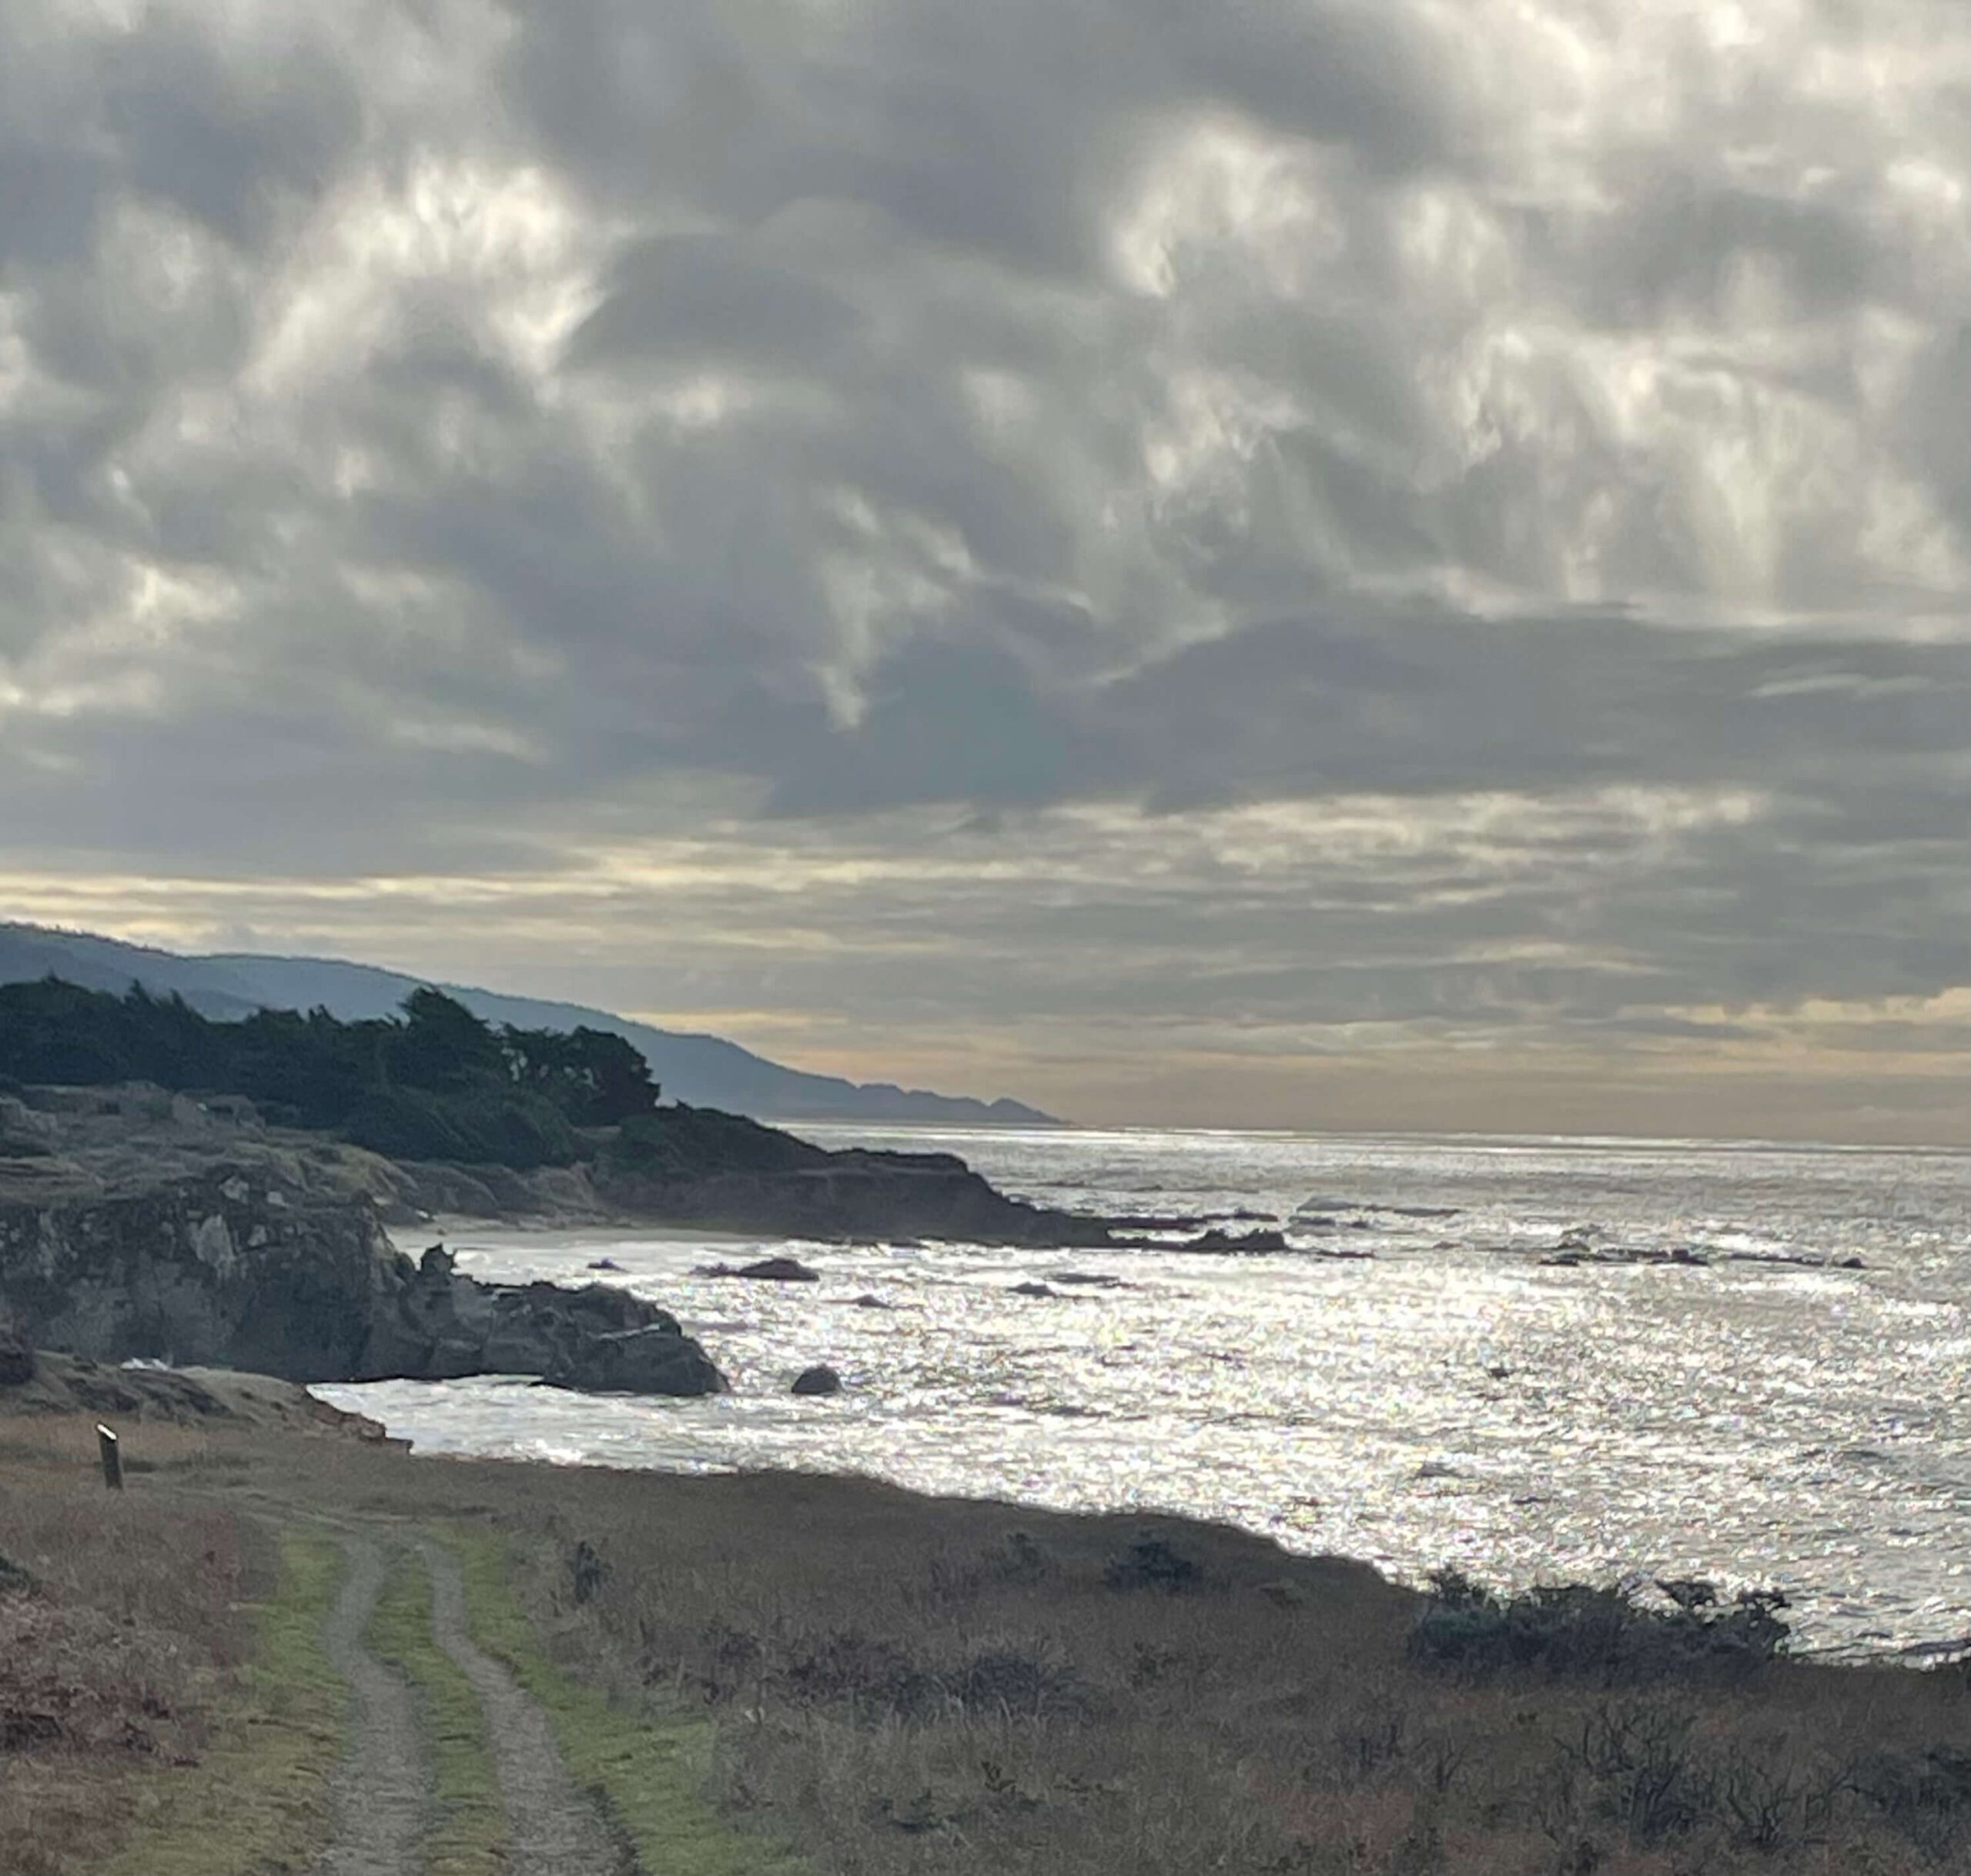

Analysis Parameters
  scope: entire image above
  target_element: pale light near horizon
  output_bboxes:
[0,0,1963,1142]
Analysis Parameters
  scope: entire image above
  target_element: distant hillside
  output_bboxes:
[0,925,1059,1126]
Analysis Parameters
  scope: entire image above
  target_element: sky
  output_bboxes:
[1,0,1966,1144]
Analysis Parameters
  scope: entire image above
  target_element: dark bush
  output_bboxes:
[771,1627,1091,1724]
[341,1087,578,1168]
[949,1643,1091,1719]
[341,1088,474,1163]
[1410,1575,1791,1685]
[1104,1537,1201,1593]
[607,1105,828,1180]
[568,1539,610,1605]
[1850,1746,1971,1859]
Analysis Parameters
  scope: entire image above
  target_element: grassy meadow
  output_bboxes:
[4,1413,1971,1874]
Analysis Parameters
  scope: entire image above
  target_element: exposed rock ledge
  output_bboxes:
[0,1339,404,1441]
[0,1164,724,1396]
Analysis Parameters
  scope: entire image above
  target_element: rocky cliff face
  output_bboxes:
[0,1165,723,1394]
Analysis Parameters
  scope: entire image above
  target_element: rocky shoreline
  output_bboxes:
[0,1085,1115,1401]
[0,1152,728,1396]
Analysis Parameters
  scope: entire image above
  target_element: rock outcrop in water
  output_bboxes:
[599,1106,1112,1247]
[0,1161,724,1395]
[540,1322,726,1396]
[695,1255,822,1282]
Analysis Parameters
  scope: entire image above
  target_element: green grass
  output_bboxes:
[366,1547,506,1876]
[102,1529,346,1876]
[442,1527,802,1876]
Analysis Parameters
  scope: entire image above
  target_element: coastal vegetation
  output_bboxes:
[0,977,660,1169]
[6,1412,1971,1875]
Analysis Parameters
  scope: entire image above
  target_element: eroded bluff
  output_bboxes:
[0,1167,723,1395]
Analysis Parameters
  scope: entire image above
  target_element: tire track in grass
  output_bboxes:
[438,1530,803,1876]
[313,1535,429,1876]
[365,1547,507,1876]
[421,1539,627,1876]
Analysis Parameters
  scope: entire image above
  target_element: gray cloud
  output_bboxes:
[0,0,1964,1136]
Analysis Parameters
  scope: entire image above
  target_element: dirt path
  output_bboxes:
[314,1535,430,1876]
[420,1540,627,1876]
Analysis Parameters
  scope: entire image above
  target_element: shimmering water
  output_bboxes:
[316,1125,1971,1654]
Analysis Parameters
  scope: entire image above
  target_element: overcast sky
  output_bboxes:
[2,0,1966,1142]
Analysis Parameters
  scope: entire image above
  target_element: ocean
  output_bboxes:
[314,1123,1971,1657]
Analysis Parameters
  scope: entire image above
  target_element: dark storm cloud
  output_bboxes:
[0,0,1964,1129]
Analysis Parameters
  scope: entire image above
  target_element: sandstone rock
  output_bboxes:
[791,1363,843,1396]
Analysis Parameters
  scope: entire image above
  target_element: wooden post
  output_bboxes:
[96,1423,122,1491]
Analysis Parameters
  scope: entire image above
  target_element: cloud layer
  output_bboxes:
[1,0,1965,1137]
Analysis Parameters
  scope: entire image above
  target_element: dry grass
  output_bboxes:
[9,1416,1971,1876]
[215,1437,1971,1876]
[501,1479,1971,1876]
[0,1423,251,1875]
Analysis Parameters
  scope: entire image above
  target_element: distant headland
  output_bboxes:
[0,922,1060,1126]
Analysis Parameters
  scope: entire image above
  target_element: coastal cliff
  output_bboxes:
[0,1119,724,1393]
[0,1085,1110,1396]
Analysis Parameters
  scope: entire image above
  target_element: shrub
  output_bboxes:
[1410,1575,1790,1685]
[606,1105,828,1180]
[1104,1537,1201,1594]
[340,1088,578,1169]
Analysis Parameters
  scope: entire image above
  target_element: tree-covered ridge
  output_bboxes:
[0,978,661,1169]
